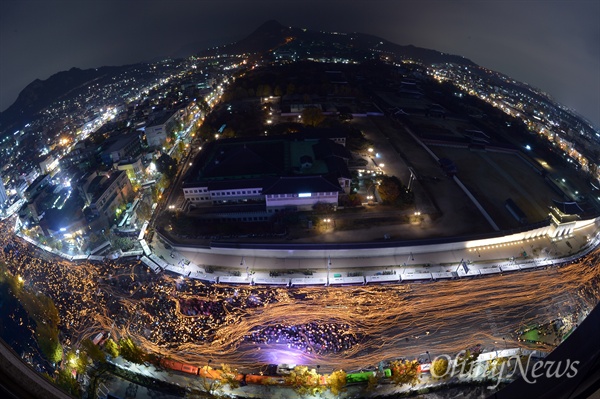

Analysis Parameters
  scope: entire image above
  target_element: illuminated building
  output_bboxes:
[182,133,352,214]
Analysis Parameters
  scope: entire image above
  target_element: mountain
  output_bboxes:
[198,20,476,67]
[0,21,475,134]
[0,65,135,134]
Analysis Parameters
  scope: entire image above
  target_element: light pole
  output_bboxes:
[426,351,432,362]
[407,167,416,191]
[241,257,248,278]
[328,256,332,284]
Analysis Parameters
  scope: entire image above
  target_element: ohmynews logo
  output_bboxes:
[430,351,579,389]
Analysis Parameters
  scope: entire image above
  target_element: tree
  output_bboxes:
[198,124,216,141]
[177,140,186,156]
[137,200,152,221]
[195,365,225,397]
[66,349,89,374]
[431,357,450,380]
[104,338,119,358]
[118,337,146,364]
[157,174,171,192]
[36,323,62,364]
[301,107,325,127]
[81,338,106,364]
[112,236,134,251]
[132,180,143,194]
[151,185,161,203]
[220,364,241,390]
[378,176,402,204]
[54,240,63,251]
[197,99,210,113]
[17,289,62,363]
[327,370,347,396]
[390,359,420,386]
[312,202,335,214]
[55,368,81,397]
[221,127,235,138]
[455,350,479,376]
[284,366,325,396]
[155,153,177,180]
[339,194,363,207]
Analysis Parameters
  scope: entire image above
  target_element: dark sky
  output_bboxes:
[1,0,599,127]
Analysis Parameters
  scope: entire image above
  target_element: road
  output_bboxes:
[158,253,599,372]
[1,215,600,394]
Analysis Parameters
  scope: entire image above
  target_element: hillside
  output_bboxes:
[199,20,476,67]
[0,65,134,134]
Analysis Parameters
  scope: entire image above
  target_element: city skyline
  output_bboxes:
[0,0,599,128]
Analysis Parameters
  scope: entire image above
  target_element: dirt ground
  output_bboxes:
[431,146,557,229]
[348,116,494,237]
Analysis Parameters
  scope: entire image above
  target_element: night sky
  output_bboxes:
[1,0,598,127]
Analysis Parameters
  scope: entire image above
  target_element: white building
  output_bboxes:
[145,110,182,149]
[39,155,59,174]
[181,133,352,214]
[263,176,342,211]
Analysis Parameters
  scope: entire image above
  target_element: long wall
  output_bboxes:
[168,217,600,261]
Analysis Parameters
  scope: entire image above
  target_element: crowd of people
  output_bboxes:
[180,298,224,317]
[244,322,362,355]
[2,216,600,373]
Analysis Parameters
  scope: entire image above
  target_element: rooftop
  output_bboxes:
[88,170,126,203]
[184,134,350,187]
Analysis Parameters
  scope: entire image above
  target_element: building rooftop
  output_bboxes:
[88,171,126,203]
[184,134,350,187]
[104,131,140,154]
[147,111,174,127]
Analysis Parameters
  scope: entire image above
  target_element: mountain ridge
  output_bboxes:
[0,65,138,134]
[199,20,476,67]
[0,20,476,133]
